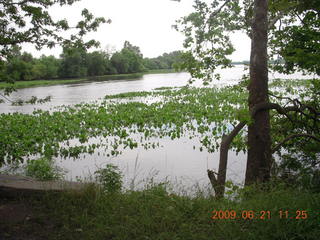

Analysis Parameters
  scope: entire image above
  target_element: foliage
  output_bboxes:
[0,78,318,187]
[268,0,320,74]
[174,0,320,187]
[0,85,249,166]
[143,51,183,70]
[110,42,145,74]
[173,0,242,83]
[86,51,110,76]
[0,0,108,60]
[0,43,181,91]
[0,0,108,101]
[25,157,65,181]
[3,47,35,82]
[270,79,320,190]
[3,182,318,239]
[174,0,320,79]
[59,46,88,78]
[95,164,123,193]
[33,55,61,79]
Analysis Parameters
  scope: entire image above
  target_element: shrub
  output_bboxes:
[95,164,122,193]
[25,157,65,181]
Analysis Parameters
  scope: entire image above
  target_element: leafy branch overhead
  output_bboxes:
[0,0,110,60]
[175,0,319,196]
[174,0,320,81]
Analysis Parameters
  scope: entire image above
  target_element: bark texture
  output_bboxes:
[208,122,246,198]
[245,0,271,185]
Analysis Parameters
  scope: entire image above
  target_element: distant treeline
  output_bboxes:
[0,41,183,82]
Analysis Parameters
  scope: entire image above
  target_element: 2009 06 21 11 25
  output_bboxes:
[211,210,308,220]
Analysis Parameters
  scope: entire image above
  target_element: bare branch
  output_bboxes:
[0,92,13,103]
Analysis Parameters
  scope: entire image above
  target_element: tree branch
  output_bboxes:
[209,0,232,20]
[208,100,315,197]
[268,11,286,29]
[272,134,320,153]
[208,121,246,198]
[0,92,13,103]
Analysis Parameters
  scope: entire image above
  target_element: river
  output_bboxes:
[1,65,317,193]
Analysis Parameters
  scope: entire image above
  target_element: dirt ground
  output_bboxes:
[0,198,56,240]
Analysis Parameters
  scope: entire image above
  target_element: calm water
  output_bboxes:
[1,66,316,192]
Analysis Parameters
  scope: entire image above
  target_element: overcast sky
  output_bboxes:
[23,0,251,61]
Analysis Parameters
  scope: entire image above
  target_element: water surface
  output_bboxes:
[1,66,316,192]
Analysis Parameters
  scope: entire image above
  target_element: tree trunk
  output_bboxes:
[245,0,272,185]
[208,122,246,198]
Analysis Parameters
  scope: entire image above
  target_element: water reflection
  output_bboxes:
[1,66,316,193]
[1,66,315,114]
[56,135,246,193]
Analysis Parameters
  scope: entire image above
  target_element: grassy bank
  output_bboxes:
[145,69,181,74]
[0,78,87,90]
[0,69,179,90]
[1,183,319,240]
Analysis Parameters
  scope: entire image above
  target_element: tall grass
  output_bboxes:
[32,181,319,240]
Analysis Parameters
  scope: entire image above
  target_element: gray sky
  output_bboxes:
[23,0,251,61]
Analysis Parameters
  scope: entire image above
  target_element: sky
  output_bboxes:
[23,0,251,61]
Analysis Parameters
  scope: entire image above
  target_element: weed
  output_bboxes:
[95,164,123,193]
[25,157,65,181]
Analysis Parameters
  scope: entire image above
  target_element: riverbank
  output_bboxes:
[0,69,180,90]
[1,182,319,240]
[0,78,86,90]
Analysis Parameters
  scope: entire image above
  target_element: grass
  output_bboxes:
[0,78,86,89]
[0,78,319,239]
[89,72,144,81]
[145,69,181,74]
[1,182,319,240]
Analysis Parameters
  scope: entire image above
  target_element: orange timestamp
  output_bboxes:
[211,210,308,220]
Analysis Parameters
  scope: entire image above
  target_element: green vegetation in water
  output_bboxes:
[154,86,180,91]
[0,85,250,166]
[0,78,315,167]
[0,79,319,239]
[104,91,154,99]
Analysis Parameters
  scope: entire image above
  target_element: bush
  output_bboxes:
[25,157,64,181]
[95,164,122,193]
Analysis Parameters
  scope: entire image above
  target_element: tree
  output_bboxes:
[4,47,35,81]
[110,52,129,74]
[176,0,320,197]
[32,55,61,80]
[122,41,145,73]
[87,51,108,76]
[110,41,145,74]
[144,51,183,70]
[59,46,88,78]
[0,0,109,81]
[245,0,270,185]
